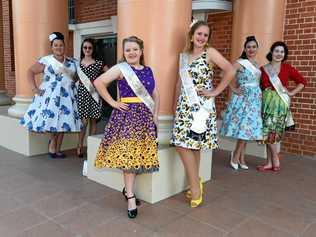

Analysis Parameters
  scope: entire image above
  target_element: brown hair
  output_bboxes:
[184,20,211,53]
[120,36,145,65]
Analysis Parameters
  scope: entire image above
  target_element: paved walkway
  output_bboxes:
[0,146,315,237]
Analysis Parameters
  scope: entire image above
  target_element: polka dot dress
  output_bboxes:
[77,60,104,119]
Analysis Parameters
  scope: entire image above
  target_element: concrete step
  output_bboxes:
[87,134,213,204]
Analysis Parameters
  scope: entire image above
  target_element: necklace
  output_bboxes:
[269,63,281,75]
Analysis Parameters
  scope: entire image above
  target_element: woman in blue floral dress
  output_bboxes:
[220,36,263,170]
[21,32,82,158]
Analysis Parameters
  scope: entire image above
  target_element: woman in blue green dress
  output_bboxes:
[220,36,263,170]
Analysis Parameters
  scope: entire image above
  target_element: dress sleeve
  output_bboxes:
[73,58,80,72]
[37,56,49,66]
[288,64,307,87]
[260,66,271,90]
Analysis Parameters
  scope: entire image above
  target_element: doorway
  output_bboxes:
[92,35,117,122]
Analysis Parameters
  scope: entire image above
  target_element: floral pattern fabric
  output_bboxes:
[220,64,263,140]
[95,66,159,174]
[261,89,288,144]
[20,55,82,132]
[170,51,218,150]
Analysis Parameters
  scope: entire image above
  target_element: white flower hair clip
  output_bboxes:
[49,33,57,42]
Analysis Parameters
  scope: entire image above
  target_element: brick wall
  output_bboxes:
[75,0,117,24]
[207,5,316,157]
[207,12,233,115]
[0,1,4,90]
[1,0,15,96]
[282,0,316,157]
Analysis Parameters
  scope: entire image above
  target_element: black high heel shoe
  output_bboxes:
[127,195,138,219]
[122,187,141,206]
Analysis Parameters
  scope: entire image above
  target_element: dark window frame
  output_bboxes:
[68,0,76,24]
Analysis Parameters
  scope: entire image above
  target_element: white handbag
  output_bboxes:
[190,107,209,134]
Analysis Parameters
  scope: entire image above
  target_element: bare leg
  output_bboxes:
[89,119,97,135]
[176,146,200,200]
[239,141,247,165]
[192,149,201,174]
[258,144,273,169]
[77,119,89,158]
[78,119,88,146]
[123,172,137,210]
[55,133,64,153]
[49,133,57,153]
[268,143,280,167]
[232,139,245,164]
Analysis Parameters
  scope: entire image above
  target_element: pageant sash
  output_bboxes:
[117,62,155,114]
[77,65,100,103]
[179,53,215,134]
[263,64,294,127]
[48,55,75,80]
[237,59,261,79]
[179,53,215,112]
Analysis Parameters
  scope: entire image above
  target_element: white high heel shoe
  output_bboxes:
[238,162,249,170]
[230,151,239,170]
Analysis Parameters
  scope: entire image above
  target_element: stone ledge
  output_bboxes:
[0,112,79,156]
[87,134,213,204]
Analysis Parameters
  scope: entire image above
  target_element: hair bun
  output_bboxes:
[246,35,256,41]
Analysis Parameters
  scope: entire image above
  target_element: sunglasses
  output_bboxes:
[83,46,92,50]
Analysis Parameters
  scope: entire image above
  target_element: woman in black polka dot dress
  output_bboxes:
[77,38,107,157]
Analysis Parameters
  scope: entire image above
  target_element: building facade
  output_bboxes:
[0,0,315,157]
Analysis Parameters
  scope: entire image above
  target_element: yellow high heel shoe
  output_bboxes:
[190,195,203,208]
[190,189,203,208]
[186,177,203,199]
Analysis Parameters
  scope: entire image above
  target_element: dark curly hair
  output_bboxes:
[266,41,288,62]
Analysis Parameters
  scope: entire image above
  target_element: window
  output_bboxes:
[68,0,75,24]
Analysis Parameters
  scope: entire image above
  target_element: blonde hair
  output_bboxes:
[120,36,145,65]
[184,20,211,53]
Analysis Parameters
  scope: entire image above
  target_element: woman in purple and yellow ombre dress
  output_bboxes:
[94,36,160,219]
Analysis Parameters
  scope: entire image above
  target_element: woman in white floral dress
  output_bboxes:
[171,21,235,207]
[21,32,82,158]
